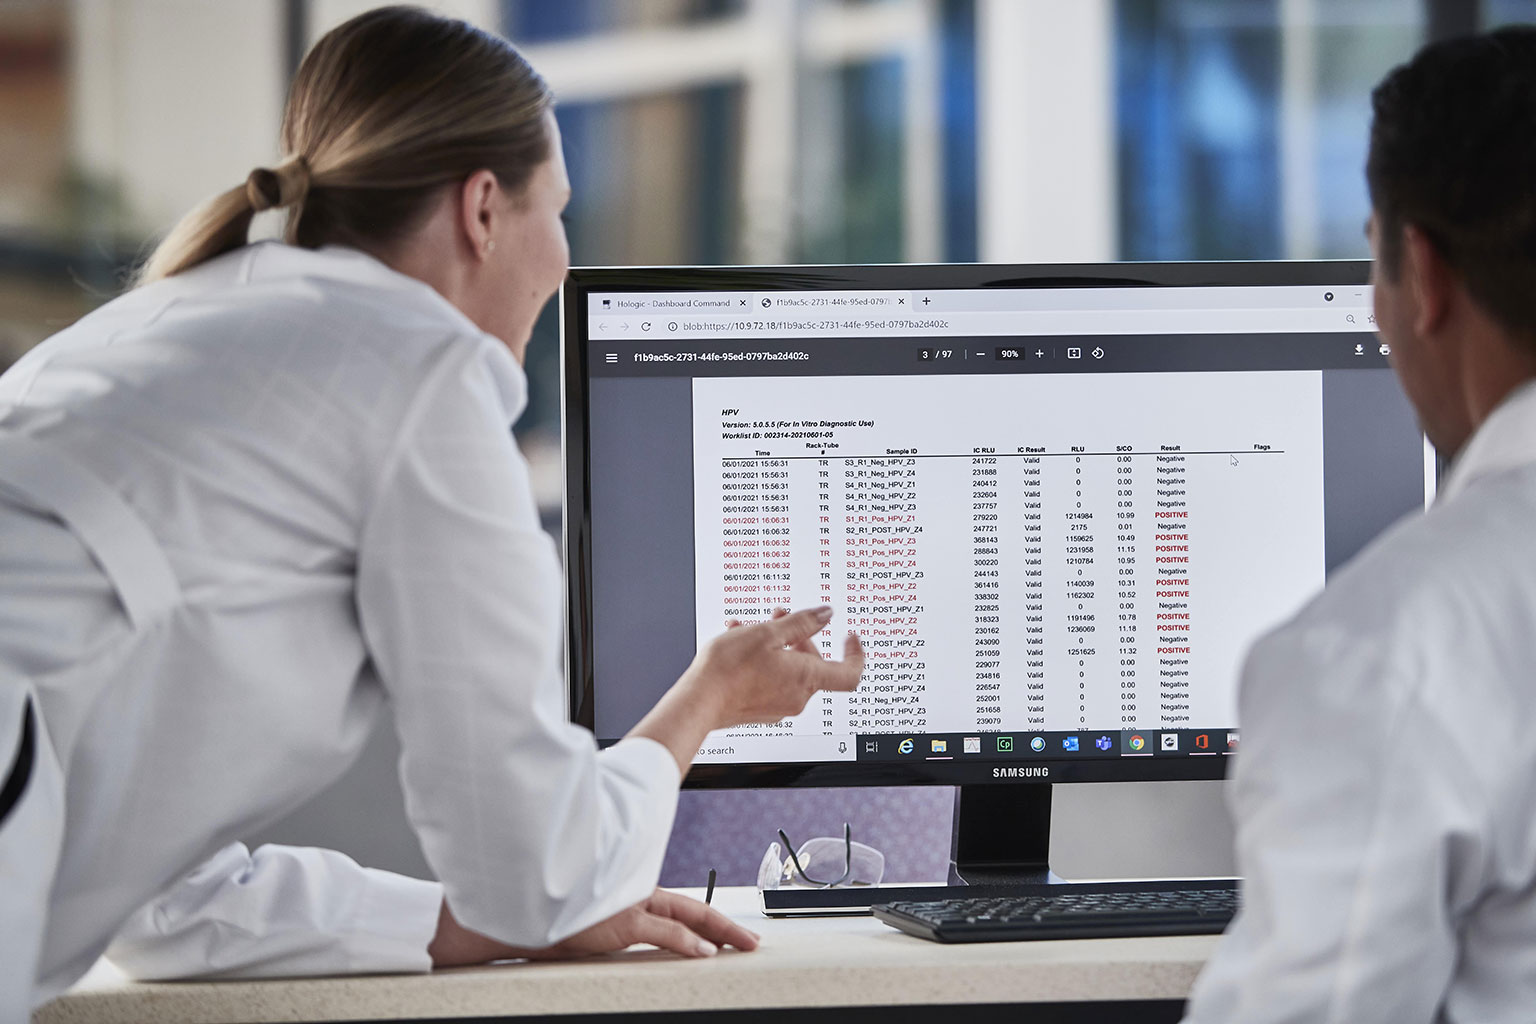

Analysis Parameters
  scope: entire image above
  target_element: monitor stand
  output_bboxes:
[947,783,1060,885]
[759,783,1061,916]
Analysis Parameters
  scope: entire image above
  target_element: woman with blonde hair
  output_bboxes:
[0,7,862,1018]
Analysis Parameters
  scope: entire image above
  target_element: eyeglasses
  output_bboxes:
[757,823,885,890]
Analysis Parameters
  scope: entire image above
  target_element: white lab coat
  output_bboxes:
[1184,378,1536,1023]
[0,243,680,1018]
[0,687,64,1024]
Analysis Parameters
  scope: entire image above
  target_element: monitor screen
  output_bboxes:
[561,263,1432,788]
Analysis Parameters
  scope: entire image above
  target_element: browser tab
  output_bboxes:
[750,290,914,312]
[587,291,746,316]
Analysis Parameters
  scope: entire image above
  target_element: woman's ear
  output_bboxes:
[458,169,502,260]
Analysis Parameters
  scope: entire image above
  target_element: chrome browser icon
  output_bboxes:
[1129,734,1146,752]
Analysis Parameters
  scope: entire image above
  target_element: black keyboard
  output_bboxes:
[872,879,1239,943]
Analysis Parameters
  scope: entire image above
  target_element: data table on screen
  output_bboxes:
[691,372,1324,760]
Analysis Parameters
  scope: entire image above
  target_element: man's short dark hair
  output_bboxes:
[1368,26,1536,345]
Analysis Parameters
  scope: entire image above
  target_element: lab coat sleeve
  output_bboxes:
[103,843,444,979]
[1181,621,1482,1024]
[354,338,681,950]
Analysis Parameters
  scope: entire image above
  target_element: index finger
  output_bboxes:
[760,605,834,648]
[801,632,865,693]
[771,607,820,657]
[649,889,761,951]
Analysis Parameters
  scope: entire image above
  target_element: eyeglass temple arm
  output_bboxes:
[778,823,853,887]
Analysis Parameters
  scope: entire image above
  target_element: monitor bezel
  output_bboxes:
[561,260,1374,789]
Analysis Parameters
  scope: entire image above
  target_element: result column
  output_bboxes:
[1154,451,1193,727]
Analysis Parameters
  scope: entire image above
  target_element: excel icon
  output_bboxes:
[996,736,1014,753]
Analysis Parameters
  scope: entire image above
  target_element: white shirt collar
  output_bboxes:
[257,242,481,329]
[1438,377,1536,503]
[240,242,530,424]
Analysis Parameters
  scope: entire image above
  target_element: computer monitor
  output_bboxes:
[560,261,1432,889]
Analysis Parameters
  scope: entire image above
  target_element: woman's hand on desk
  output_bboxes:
[428,889,759,966]
[518,888,759,960]
[629,605,865,775]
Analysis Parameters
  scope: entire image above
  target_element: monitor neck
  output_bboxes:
[948,783,1054,885]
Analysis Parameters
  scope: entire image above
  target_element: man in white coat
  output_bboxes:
[1183,26,1536,1024]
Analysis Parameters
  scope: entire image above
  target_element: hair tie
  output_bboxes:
[246,154,312,212]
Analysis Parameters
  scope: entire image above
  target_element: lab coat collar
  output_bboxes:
[249,242,484,335]
[244,243,530,424]
[1438,377,1536,503]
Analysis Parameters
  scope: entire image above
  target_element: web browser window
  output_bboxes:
[578,284,1429,766]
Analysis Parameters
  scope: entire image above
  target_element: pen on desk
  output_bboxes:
[705,868,717,906]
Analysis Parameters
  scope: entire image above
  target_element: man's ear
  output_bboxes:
[1400,223,1454,339]
[458,169,501,260]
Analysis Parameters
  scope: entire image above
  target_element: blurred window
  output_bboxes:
[3,0,1533,393]
[509,0,977,445]
[0,2,114,371]
[504,0,747,44]
[1487,0,1536,24]
[1116,0,1424,262]
[558,86,743,268]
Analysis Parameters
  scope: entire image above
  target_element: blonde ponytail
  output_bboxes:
[245,154,311,214]
[134,185,256,287]
[134,6,550,288]
[135,154,314,286]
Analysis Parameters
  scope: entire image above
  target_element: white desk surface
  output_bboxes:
[34,887,1218,1023]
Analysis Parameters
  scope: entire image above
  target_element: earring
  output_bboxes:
[484,239,497,256]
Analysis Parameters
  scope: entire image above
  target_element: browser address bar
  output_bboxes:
[590,306,1377,340]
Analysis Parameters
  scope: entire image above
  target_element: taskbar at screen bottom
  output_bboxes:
[861,728,1237,762]
[650,727,1240,765]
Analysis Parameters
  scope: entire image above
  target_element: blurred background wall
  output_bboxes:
[2,0,1530,887]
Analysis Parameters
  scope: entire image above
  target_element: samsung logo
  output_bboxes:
[992,767,1050,779]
